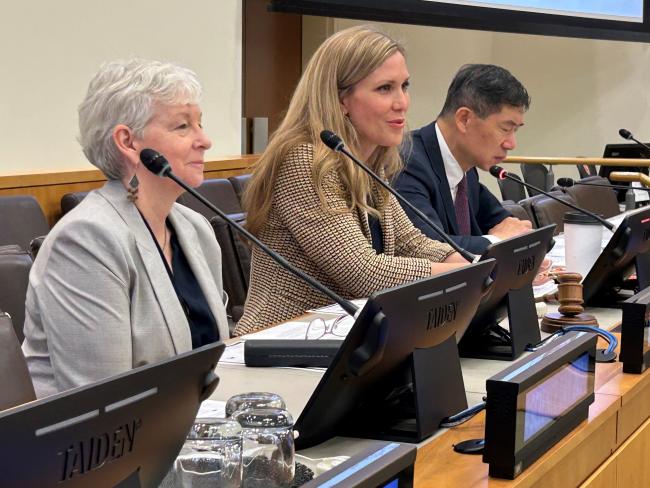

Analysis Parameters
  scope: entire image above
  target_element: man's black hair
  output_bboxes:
[439,64,530,119]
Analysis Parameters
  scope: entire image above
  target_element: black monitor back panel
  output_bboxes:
[583,207,650,306]
[295,260,495,449]
[0,342,224,488]
[459,225,555,360]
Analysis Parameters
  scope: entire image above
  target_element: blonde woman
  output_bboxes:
[236,26,468,335]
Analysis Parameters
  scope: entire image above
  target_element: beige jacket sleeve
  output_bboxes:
[273,145,454,297]
[388,194,456,261]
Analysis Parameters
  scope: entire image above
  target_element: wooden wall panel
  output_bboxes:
[615,417,650,488]
[579,460,617,488]
[583,416,650,488]
[0,155,257,226]
[616,374,650,445]
[598,359,650,446]
[243,0,302,138]
[527,413,617,488]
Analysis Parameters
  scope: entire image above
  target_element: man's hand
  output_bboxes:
[488,217,532,240]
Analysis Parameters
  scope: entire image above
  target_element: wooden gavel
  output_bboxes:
[541,272,598,333]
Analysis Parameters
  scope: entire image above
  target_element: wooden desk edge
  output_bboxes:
[597,363,650,403]
[413,393,619,487]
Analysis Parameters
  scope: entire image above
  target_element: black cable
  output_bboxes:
[439,397,487,428]
[488,324,512,343]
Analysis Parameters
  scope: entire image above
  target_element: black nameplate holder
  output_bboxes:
[483,331,596,479]
[620,287,650,374]
[458,225,555,361]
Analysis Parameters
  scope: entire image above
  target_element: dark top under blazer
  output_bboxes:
[395,121,511,254]
[22,180,229,398]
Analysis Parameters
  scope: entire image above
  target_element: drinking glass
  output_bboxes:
[233,407,295,488]
[175,418,242,488]
[225,392,286,417]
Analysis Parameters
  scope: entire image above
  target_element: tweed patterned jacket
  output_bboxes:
[234,144,455,335]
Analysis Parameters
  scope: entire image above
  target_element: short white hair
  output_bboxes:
[78,59,202,180]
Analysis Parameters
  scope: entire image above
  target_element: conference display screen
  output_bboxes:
[429,1,643,23]
[269,0,650,42]
[515,351,593,449]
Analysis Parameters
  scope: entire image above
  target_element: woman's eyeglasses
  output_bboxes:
[305,314,353,340]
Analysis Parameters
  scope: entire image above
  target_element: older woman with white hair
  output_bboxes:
[22,59,229,398]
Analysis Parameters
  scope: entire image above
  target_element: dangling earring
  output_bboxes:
[127,173,139,202]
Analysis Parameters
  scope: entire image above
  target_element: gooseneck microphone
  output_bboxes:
[319,130,478,263]
[619,129,650,156]
[557,177,650,193]
[139,148,359,317]
[489,166,615,231]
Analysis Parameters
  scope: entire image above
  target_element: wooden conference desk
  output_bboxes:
[210,307,650,488]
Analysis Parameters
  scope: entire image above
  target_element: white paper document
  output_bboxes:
[533,280,558,299]
[307,299,367,315]
[241,320,314,341]
[197,399,227,419]
[632,182,650,203]
[220,341,247,365]
[241,315,354,341]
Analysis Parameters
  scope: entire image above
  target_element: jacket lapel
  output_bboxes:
[169,209,230,341]
[96,181,191,353]
[358,206,372,242]
[370,177,395,255]
[420,121,458,233]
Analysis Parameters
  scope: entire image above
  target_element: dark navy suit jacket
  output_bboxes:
[395,121,510,254]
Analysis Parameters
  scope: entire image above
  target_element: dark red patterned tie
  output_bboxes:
[454,174,471,235]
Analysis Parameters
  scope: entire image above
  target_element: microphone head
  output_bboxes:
[557,177,575,187]
[140,149,171,177]
[320,130,345,152]
[619,128,633,140]
[489,165,506,179]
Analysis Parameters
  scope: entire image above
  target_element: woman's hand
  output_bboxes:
[443,252,470,264]
[430,252,470,275]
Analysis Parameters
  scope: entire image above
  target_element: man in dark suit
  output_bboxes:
[395,64,532,254]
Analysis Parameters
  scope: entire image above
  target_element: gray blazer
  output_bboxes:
[22,180,229,398]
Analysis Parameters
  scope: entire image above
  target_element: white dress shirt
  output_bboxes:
[435,123,500,243]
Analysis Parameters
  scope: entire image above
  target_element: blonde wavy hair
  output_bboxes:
[244,25,408,236]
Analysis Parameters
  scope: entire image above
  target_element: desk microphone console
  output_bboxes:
[483,331,596,479]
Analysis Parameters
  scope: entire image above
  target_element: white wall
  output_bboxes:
[0,0,242,174]
[5,6,647,185]
[308,17,650,196]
